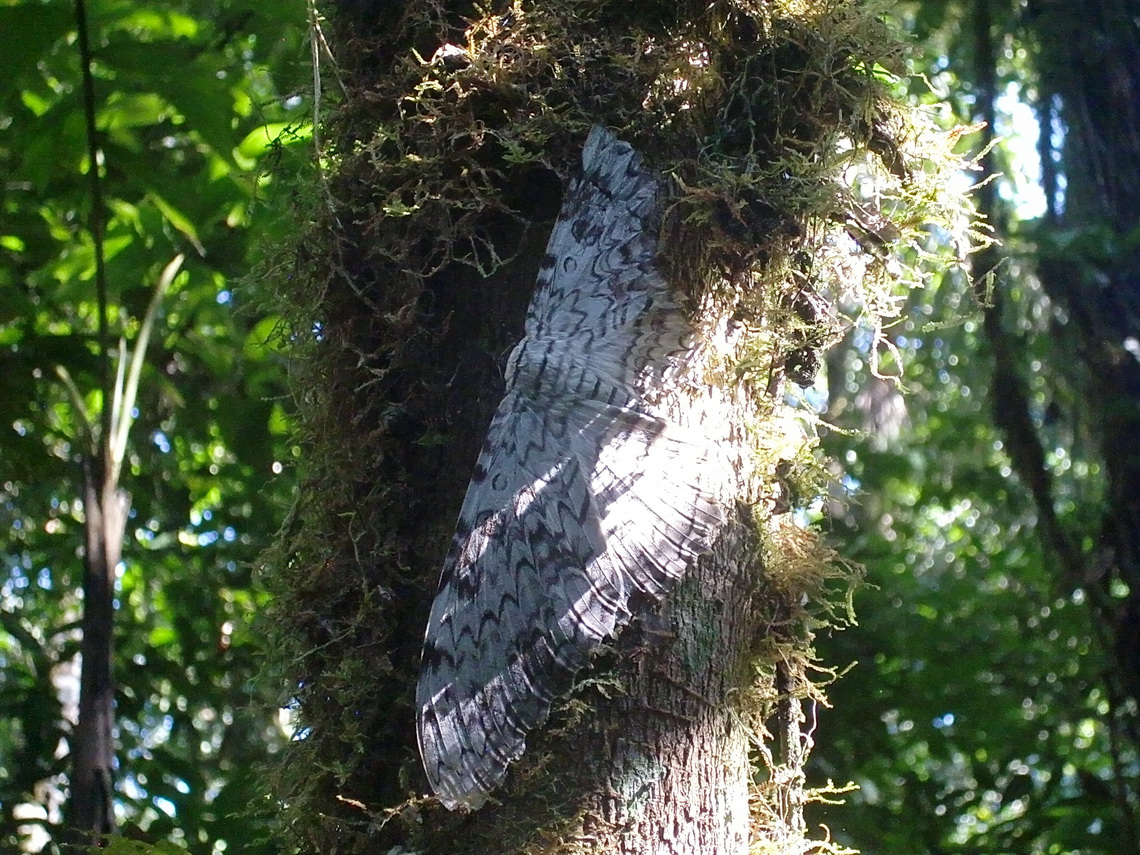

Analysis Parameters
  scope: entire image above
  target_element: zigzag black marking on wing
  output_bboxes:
[416,127,726,811]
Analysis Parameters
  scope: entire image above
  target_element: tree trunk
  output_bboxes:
[68,458,129,840]
[68,0,129,838]
[264,1,930,852]
[1027,0,1140,704]
[564,526,760,855]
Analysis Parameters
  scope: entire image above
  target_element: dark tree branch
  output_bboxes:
[74,0,111,463]
[971,0,1080,581]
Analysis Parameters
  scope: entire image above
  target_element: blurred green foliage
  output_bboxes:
[811,272,1123,852]
[0,0,309,850]
[807,3,1137,852]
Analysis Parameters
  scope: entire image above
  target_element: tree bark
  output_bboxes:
[582,532,758,855]
[266,2,917,852]
[68,458,129,840]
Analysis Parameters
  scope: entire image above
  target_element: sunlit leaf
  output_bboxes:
[236,122,312,160]
[147,194,206,256]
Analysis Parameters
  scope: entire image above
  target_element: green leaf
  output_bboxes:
[104,38,242,169]
[100,92,173,130]
[0,3,72,111]
[101,838,187,855]
[147,193,206,256]
[236,122,312,160]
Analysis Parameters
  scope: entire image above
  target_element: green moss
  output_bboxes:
[258,0,978,852]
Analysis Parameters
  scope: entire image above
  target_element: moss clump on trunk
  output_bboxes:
[258,1,977,852]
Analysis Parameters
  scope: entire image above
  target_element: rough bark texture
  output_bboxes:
[584,521,759,855]
[592,515,770,855]
[480,513,769,855]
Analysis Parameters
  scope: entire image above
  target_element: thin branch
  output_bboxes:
[108,338,126,456]
[307,0,348,196]
[308,0,323,163]
[74,0,112,475]
[108,254,183,486]
[55,365,96,456]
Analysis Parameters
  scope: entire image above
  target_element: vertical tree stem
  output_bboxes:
[69,0,122,841]
[74,0,111,465]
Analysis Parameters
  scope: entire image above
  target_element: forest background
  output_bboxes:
[1,0,1136,853]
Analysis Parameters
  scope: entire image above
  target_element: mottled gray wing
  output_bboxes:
[525,128,663,338]
[416,127,725,811]
[521,126,691,402]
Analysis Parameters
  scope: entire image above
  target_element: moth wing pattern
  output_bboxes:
[416,127,726,811]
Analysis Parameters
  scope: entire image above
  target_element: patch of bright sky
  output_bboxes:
[925,65,1052,222]
[995,82,1050,220]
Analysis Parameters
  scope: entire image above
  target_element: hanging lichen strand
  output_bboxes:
[260,0,976,852]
